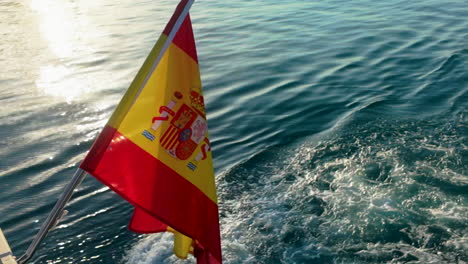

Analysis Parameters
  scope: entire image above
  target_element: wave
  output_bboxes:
[213,116,467,263]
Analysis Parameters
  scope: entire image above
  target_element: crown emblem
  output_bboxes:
[190,91,206,118]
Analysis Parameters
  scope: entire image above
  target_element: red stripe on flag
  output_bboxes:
[163,0,190,36]
[81,125,117,172]
[172,15,198,63]
[129,207,167,233]
[161,0,198,63]
[81,126,222,263]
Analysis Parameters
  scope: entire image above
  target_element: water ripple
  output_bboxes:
[1,0,467,263]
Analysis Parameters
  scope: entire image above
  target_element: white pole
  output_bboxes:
[16,168,87,264]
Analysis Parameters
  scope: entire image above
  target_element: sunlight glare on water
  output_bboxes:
[30,0,108,103]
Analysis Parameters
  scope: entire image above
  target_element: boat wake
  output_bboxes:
[126,114,467,263]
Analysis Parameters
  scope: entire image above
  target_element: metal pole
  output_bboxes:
[17,168,87,264]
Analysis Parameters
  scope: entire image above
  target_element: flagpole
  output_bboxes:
[17,168,87,264]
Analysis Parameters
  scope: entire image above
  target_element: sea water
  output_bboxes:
[0,0,466,263]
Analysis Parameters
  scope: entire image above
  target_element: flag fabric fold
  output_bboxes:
[79,0,222,263]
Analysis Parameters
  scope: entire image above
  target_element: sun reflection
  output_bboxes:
[30,0,101,102]
[30,0,88,58]
[36,65,88,103]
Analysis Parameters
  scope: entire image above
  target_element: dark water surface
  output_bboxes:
[1,0,467,263]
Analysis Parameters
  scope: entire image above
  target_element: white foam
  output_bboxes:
[124,233,194,264]
[124,119,467,263]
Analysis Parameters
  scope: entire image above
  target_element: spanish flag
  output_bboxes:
[79,0,222,263]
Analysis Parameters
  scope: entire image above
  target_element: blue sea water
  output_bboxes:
[0,0,467,263]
